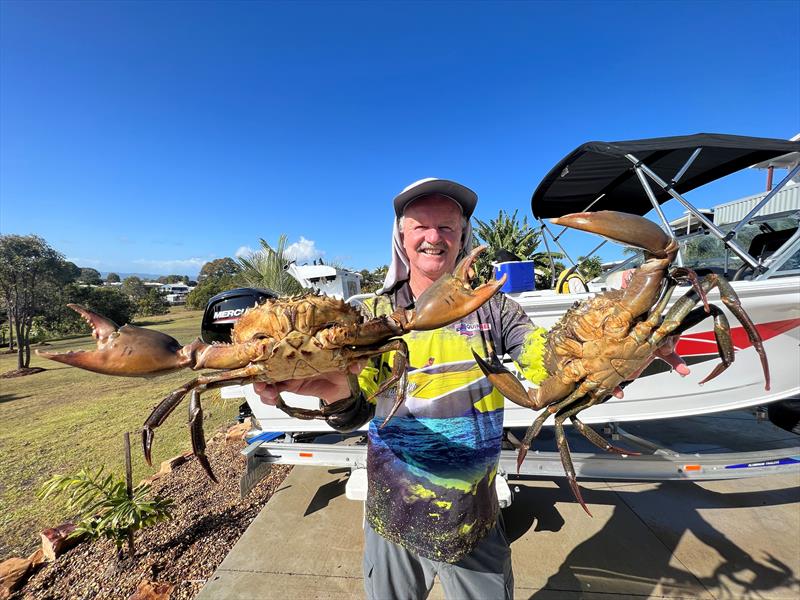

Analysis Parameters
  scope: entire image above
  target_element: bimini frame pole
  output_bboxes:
[538,219,577,262]
[537,219,559,289]
[632,165,684,267]
[624,153,762,271]
[538,188,625,287]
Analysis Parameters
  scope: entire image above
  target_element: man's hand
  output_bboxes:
[253,362,366,406]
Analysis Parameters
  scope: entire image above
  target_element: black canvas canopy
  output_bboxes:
[531,133,800,219]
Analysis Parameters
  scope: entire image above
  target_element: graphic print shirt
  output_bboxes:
[355,284,546,563]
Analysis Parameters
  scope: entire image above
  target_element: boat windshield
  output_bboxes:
[595,212,800,284]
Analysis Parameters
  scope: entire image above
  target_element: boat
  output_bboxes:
[228,133,800,432]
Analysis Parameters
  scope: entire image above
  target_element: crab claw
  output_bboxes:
[404,246,507,331]
[36,304,190,376]
[472,350,537,408]
[552,211,675,260]
[553,211,681,319]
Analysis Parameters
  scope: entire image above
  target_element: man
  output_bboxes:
[256,178,549,599]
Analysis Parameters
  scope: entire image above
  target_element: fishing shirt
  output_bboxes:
[350,283,547,563]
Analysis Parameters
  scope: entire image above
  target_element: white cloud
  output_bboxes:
[285,237,324,263]
[132,257,208,272]
[235,245,256,258]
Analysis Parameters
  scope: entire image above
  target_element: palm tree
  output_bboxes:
[237,235,305,296]
[472,210,562,285]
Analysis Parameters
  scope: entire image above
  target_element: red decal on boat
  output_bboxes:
[675,318,800,356]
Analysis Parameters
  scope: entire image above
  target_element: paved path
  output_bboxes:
[198,463,799,599]
[199,411,800,599]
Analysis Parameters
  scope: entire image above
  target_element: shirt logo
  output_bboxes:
[454,322,491,337]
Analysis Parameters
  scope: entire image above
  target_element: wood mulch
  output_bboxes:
[13,432,292,600]
[0,368,46,379]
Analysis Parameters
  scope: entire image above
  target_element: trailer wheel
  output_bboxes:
[767,398,800,435]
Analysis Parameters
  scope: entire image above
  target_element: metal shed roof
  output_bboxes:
[713,183,800,225]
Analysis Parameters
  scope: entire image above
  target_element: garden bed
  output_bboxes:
[14,435,291,599]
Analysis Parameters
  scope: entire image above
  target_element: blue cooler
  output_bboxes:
[493,260,536,293]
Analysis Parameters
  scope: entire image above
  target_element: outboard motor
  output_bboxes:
[201,287,278,423]
[200,287,277,344]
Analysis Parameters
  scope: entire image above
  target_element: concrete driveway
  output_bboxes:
[198,412,800,599]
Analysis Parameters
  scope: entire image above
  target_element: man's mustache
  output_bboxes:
[417,242,448,253]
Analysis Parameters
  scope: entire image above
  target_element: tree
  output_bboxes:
[136,288,170,317]
[198,258,240,281]
[118,276,171,317]
[72,287,136,329]
[38,286,135,337]
[577,255,603,280]
[156,274,189,284]
[237,236,304,295]
[63,261,82,282]
[77,267,103,285]
[0,235,70,369]
[185,276,237,310]
[359,265,388,293]
[106,272,121,283]
[121,276,148,300]
[472,210,562,284]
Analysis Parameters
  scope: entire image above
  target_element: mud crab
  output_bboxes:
[473,211,770,515]
[39,246,504,482]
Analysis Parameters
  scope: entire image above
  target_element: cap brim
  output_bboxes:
[393,179,477,218]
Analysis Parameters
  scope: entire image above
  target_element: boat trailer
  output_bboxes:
[239,425,800,506]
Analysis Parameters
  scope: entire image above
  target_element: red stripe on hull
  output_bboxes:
[675,318,800,356]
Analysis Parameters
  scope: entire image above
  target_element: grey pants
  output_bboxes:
[363,518,514,600]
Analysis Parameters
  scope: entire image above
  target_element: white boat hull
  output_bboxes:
[232,276,800,432]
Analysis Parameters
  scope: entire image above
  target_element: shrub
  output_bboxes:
[38,467,173,558]
[186,275,238,310]
[136,288,170,317]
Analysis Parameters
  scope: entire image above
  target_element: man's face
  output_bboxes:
[401,194,464,285]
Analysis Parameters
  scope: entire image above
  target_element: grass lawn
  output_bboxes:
[0,308,238,560]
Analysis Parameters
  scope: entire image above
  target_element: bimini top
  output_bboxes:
[531,133,800,219]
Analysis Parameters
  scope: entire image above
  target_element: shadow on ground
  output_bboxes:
[504,480,800,599]
[304,471,349,516]
[0,392,30,404]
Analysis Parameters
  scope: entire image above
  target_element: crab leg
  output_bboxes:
[569,416,639,457]
[272,339,411,428]
[142,362,271,469]
[663,305,735,384]
[273,373,363,420]
[553,409,591,516]
[188,391,216,483]
[471,351,537,409]
[364,339,410,427]
[670,268,710,314]
[516,379,598,469]
[550,391,617,517]
[650,274,769,389]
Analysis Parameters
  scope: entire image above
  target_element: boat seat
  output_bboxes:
[731,226,799,281]
[747,227,798,261]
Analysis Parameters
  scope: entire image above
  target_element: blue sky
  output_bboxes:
[1,1,798,277]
